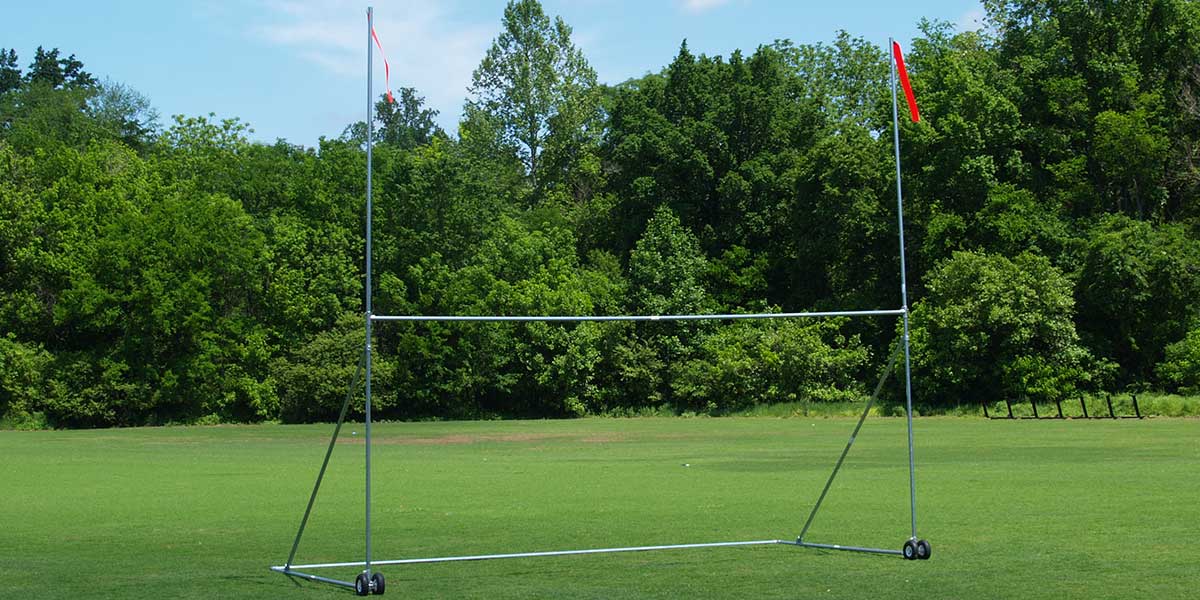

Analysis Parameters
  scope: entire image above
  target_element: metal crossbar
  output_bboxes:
[370,309,905,323]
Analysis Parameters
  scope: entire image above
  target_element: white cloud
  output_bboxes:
[679,0,734,14]
[254,0,496,131]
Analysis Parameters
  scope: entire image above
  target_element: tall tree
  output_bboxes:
[25,46,95,89]
[88,79,160,149]
[983,0,1200,220]
[466,0,600,192]
[342,88,445,150]
[377,87,444,149]
[0,49,20,95]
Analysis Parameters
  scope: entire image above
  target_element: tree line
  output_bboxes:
[2,0,1199,428]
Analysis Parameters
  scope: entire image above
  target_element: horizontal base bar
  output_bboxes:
[278,539,787,570]
[270,537,908,591]
[371,309,904,323]
[270,566,354,589]
[792,540,903,556]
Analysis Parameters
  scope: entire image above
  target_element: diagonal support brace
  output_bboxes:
[285,350,366,569]
[798,344,901,542]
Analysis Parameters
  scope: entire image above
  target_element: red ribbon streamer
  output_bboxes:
[892,41,919,122]
[371,26,394,104]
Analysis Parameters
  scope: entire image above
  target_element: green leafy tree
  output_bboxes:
[383,213,623,418]
[466,0,600,193]
[25,46,95,89]
[672,318,869,414]
[342,88,445,150]
[1074,215,1200,384]
[983,0,1200,220]
[773,31,887,128]
[1157,324,1200,394]
[907,251,1097,407]
[377,87,443,148]
[87,79,160,149]
[372,136,511,286]
[628,205,710,316]
[0,49,20,94]
[902,22,1028,271]
[273,311,383,423]
[612,206,712,406]
[0,334,61,428]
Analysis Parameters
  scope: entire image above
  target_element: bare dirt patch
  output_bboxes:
[341,431,634,446]
[341,432,573,446]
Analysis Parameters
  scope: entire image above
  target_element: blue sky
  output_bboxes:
[4,0,985,148]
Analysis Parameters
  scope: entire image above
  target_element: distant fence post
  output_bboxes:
[1132,394,1142,419]
[1080,395,1089,418]
[1056,398,1063,419]
[1106,394,1115,419]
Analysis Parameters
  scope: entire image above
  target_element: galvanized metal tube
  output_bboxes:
[371,309,905,323]
[791,541,904,557]
[891,37,919,542]
[364,5,375,580]
[281,540,786,570]
[271,566,356,589]
[285,352,365,569]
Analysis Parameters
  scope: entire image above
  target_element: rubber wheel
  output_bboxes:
[916,539,931,560]
[371,572,386,595]
[355,573,371,596]
[902,539,917,560]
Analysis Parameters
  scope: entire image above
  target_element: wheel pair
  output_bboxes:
[355,572,386,596]
[902,539,931,560]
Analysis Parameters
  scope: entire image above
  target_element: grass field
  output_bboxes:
[2,416,1197,599]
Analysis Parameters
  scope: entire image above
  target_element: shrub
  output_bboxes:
[672,318,869,414]
[907,251,1097,407]
[1157,325,1200,394]
[0,335,64,428]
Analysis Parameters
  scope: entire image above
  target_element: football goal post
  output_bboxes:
[269,8,930,596]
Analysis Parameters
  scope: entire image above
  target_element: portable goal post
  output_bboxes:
[270,8,931,596]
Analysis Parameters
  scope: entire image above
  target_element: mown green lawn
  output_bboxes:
[2,416,1197,598]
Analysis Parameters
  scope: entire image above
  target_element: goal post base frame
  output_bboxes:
[271,536,924,591]
[793,540,905,556]
[271,566,355,590]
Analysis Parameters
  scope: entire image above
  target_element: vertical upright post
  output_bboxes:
[890,38,918,542]
[1080,394,1089,418]
[364,5,375,582]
